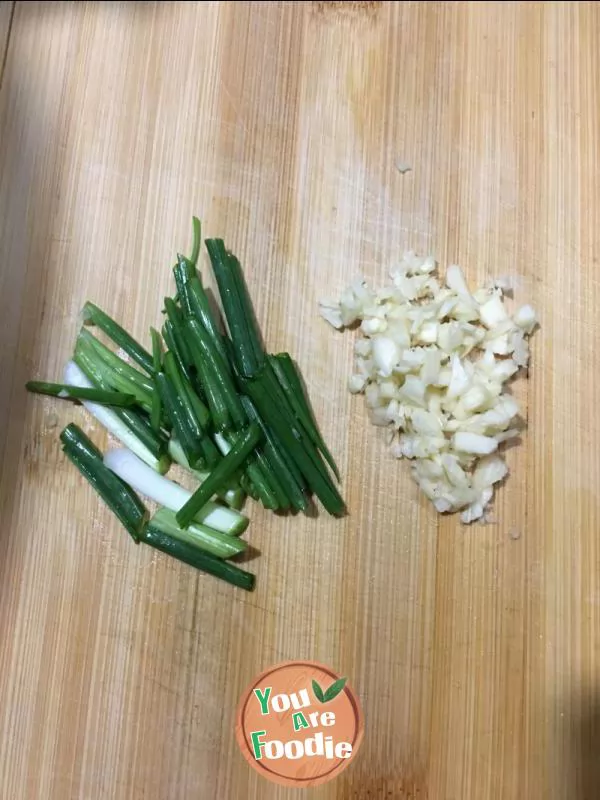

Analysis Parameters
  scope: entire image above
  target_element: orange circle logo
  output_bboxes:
[235,660,364,788]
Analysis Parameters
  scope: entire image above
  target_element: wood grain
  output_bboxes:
[0,3,13,85]
[0,2,598,798]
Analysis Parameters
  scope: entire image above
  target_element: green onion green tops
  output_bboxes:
[26,381,137,408]
[60,423,148,542]
[82,301,153,374]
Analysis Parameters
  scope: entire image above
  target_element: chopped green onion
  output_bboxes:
[61,420,104,462]
[185,317,247,430]
[262,360,339,490]
[155,371,205,469]
[150,329,163,434]
[70,353,169,455]
[64,360,169,473]
[214,432,280,510]
[245,368,346,516]
[240,394,308,512]
[82,301,153,374]
[61,423,148,542]
[141,524,255,591]
[161,351,218,468]
[150,328,163,373]
[252,448,290,510]
[150,392,162,434]
[199,432,222,469]
[168,438,245,509]
[195,470,245,511]
[76,328,154,411]
[186,329,231,432]
[104,447,248,535]
[77,328,154,394]
[172,255,195,308]
[205,238,265,377]
[170,355,211,429]
[270,353,340,481]
[149,507,246,559]
[113,407,169,467]
[174,255,228,363]
[74,344,125,391]
[189,216,202,268]
[177,423,262,528]
[26,381,136,408]
[240,473,259,501]
[163,351,207,436]
[162,319,194,385]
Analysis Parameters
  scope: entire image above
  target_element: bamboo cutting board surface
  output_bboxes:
[1,2,599,798]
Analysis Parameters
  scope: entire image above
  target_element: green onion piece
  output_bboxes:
[242,457,279,510]
[150,330,163,433]
[185,317,247,430]
[76,328,154,411]
[176,365,211,430]
[149,507,246,559]
[61,421,105,461]
[226,251,266,370]
[74,343,126,392]
[173,255,195,308]
[252,448,290,510]
[240,473,259,501]
[214,427,289,511]
[150,328,163,373]
[163,354,215,467]
[196,472,245,511]
[246,465,279,509]
[199,432,222,469]
[162,320,194,386]
[245,370,346,516]
[189,276,229,361]
[76,347,169,460]
[114,408,170,468]
[235,369,307,494]
[269,353,340,481]
[150,390,162,434]
[155,371,205,469]
[69,356,170,472]
[163,298,196,373]
[82,301,153,374]
[177,423,262,527]
[60,423,148,541]
[163,351,207,437]
[168,439,244,509]
[79,328,154,393]
[186,329,231,432]
[240,395,308,512]
[214,432,279,510]
[262,360,336,490]
[173,256,228,363]
[162,357,219,468]
[205,238,264,377]
[26,381,137,408]
[189,216,202,267]
[141,524,255,591]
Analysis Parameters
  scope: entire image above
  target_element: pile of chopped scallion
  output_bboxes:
[27,219,345,591]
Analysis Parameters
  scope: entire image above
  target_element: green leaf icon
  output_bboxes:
[312,679,325,703]
[312,676,348,704]
[323,676,347,703]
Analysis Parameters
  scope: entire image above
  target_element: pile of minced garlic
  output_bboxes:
[319,252,537,523]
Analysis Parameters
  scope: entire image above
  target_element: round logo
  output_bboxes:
[235,660,364,788]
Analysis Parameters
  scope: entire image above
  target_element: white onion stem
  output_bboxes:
[63,360,162,471]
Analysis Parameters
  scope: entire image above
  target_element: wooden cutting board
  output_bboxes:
[1,2,599,798]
